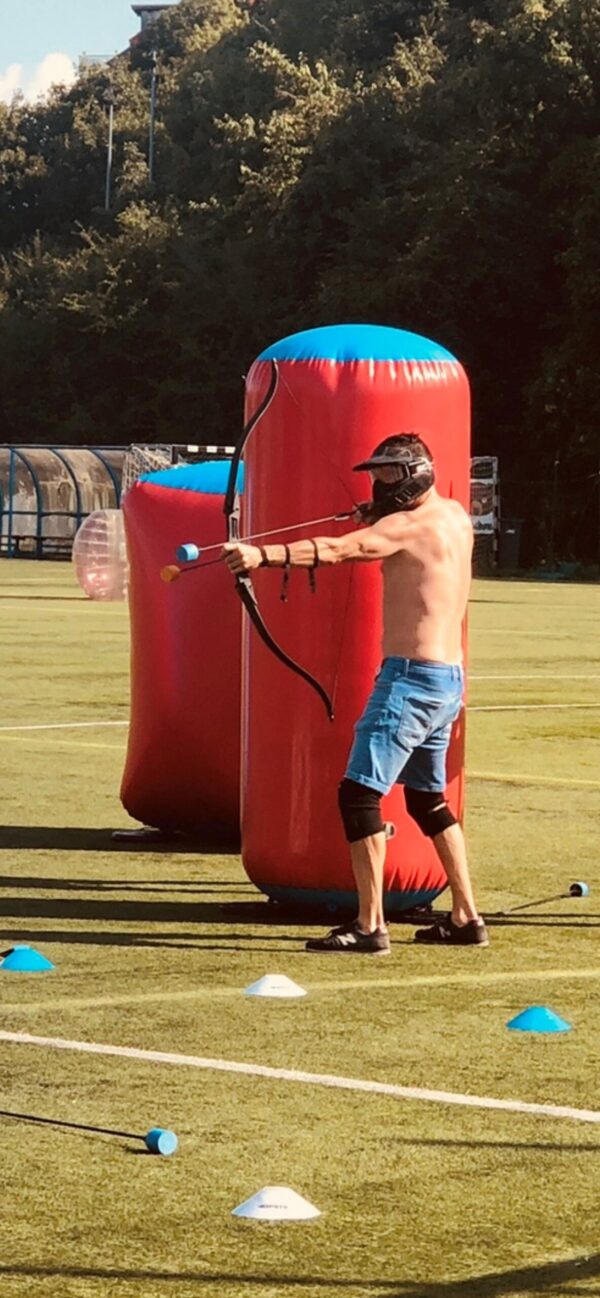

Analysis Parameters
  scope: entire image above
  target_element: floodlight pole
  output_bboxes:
[103,87,116,212]
[149,51,158,184]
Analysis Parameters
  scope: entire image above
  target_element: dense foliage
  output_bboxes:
[1,0,599,561]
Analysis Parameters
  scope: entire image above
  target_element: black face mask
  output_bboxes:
[370,461,435,517]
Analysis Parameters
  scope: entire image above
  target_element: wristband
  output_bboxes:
[281,544,291,602]
[308,538,319,593]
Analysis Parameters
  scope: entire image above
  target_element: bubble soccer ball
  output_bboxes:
[72,509,128,601]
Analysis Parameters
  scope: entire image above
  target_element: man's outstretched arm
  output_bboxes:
[223,516,407,575]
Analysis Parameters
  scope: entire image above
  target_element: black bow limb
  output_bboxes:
[224,359,335,721]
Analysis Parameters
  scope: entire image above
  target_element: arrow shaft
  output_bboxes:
[0,1107,139,1141]
[495,891,567,916]
[181,511,353,561]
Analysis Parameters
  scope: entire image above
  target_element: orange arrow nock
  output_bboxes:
[160,564,182,583]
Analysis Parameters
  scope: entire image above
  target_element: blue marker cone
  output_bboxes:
[507,1005,571,1034]
[144,1128,178,1156]
[570,881,590,897]
[176,543,200,563]
[0,946,54,973]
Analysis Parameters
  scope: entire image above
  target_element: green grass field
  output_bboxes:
[0,561,599,1298]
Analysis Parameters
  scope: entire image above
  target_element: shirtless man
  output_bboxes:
[223,433,488,954]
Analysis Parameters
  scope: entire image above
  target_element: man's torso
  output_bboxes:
[380,494,472,664]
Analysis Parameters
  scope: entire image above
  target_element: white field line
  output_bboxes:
[469,703,600,712]
[470,674,600,680]
[0,602,84,609]
[0,1030,598,1126]
[469,769,600,789]
[2,696,599,733]
[0,721,128,732]
[4,737,127,754]
[475,625,587,630]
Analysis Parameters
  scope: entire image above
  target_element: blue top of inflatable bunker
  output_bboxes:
[140,460,243,494]
[258,324,457,365]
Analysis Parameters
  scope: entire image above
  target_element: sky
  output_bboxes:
[0,0,178,102]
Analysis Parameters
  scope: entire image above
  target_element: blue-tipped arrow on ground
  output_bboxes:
[144,1128,178,1156]
[0,946,54,973]
[0,1108,178,1155]
[507,1005,571,1034]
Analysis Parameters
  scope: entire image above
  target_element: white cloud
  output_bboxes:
[0,52,76,105]
[0,63,23,103]
[26,52,76,100]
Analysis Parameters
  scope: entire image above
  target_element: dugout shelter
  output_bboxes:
[0,446,124,558]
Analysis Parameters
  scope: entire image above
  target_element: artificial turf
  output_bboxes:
[0,561,598,1298]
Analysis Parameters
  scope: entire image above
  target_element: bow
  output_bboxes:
[224,359,336,721]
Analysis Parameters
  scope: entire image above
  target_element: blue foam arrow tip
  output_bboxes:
[176,543,200,563]
[1,945,55,973]
[507,1005,571,1033]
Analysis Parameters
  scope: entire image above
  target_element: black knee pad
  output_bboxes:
[338,778,384,843]
[404,787,457,838]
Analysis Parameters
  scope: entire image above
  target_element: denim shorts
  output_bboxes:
[344,657,464,795]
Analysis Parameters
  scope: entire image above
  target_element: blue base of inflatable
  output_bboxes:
[258,884,445,915]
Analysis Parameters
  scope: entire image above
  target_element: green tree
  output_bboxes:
[0,0,599,561]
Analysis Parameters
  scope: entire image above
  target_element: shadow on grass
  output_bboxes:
[486,915,600,929]
[396,1135,600,1154]
[0,890,587,932]
[0,874,252,894]
[0,895,237,922]
[0,897,290,927]
[0,825,240,854]
[0,893,429,936]
[0,1251,597,1294]
[0,924,305,950]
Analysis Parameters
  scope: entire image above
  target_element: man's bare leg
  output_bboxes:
[350,831,387,931]
[432,822,481,924]
[305,828,390,952]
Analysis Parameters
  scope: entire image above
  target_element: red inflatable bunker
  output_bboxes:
[121,462,241,842]
[240,324,470,911]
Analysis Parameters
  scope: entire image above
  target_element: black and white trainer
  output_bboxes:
[305,921,390,955]
[414,914,489,946]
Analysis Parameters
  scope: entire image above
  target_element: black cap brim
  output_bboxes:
[352,453,407,471]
